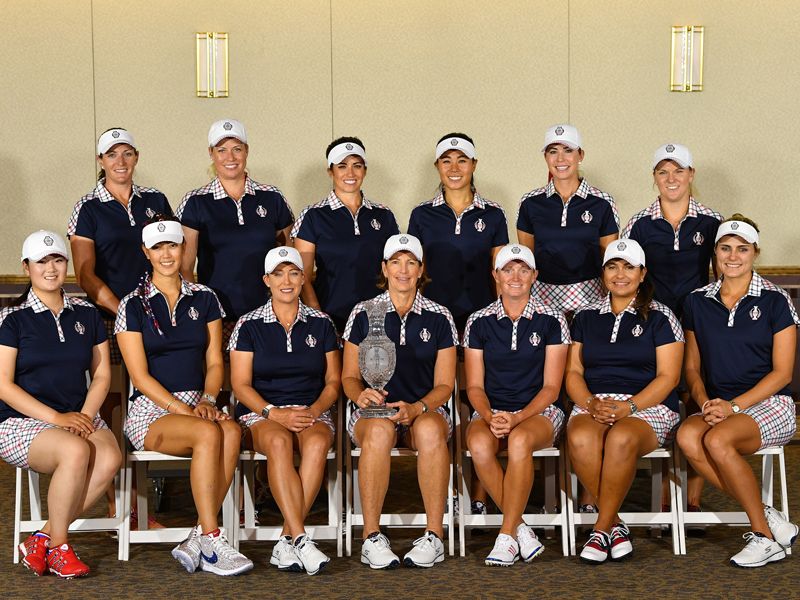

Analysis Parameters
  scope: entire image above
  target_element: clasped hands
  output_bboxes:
[701,398,734,426]
[586,396,631,425]
[355,389,420,426]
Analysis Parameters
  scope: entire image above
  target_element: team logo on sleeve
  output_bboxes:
[256,205,267,218]
[749,306,761,321]
[474,218,485,232]
[305,334,317,347]
[529,332,541,346]
[370,218,381,230]
[419,328,431,342]
[581,211,593,224]
[74,321,85,335]
[631,324,643,337]
[188,307,199,320]
[693,232,704,245]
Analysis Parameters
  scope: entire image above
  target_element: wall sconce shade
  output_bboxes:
[671,26,704,92]
[196,32,229,98]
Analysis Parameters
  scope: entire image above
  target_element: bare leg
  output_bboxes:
[354,418,397,538]
[296,423,334,519]
[677,416,729,492]
[466,419,503,507]
[407,413,450,538]
[567,414,610,502]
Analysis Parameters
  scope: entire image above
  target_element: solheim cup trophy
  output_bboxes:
[357,299,398,418]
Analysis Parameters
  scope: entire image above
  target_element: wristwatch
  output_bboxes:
[626,399,638,415]
[201,393,217,407]
[261,404,275,420]
[730,400,741,414]
[418,401,429,414]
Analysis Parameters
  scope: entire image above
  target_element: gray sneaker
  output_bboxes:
[270,535,302,572]
[198,528,254,576]
[171,525,201,573]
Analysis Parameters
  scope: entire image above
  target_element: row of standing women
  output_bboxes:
[0,121,797,578]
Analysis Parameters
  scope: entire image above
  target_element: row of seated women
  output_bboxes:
[0,120,797,578]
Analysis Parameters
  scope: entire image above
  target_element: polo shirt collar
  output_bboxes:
[704,272,764,299]
[95,179,143,203]
[261,299,310,324]
[545,178,590,200]
[25,289,75,313]
[209,175,256,200]
[144,277,195,300]
[324,190,376,211]
[493,296,538,321]
[597,293,637,316]
[430,190,487,210]
[648,196,701,220]
[377,290,424,316]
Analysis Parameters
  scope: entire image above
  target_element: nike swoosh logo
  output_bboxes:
[201,551,218,564]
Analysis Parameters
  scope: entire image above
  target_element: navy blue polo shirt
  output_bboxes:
[622,198,722,317]
[115,279,224,396]
[516,179,618,285]
[0,291,106,422]
[343,291,458,405]
[228,300,339,417]
[571,295,684,412]
[67,180,173,313]
[683,273,800,400]
[176,176,294,320]
[463,296,570,412]
[408,191,508,330]
[291,191,399,330]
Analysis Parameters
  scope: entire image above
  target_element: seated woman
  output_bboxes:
[0,231,121,578]
[677,216,798,568]
[229,246,341,576]
[565,239,684,564]
[463,244,570,566]
[116,217,252,576]
[342,234,457,569]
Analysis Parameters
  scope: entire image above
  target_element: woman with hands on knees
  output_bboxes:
[677,216,799,568]
[116,216,252,576]
[463,244,570,566]
[565,238,684,564]
[342,234,458,569]
[0,231,120,579]
[229,246,341,576]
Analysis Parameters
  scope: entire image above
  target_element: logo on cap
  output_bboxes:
[731,222,739,230]
[665,144,675,152]
[74,321,85,335]
[555,126,564,135]
[146,208,155,218]
[749,306,761,321]
[632,325,644,337]
[617,242,627,251]
[530,332,541,346]
[511,246,521,255]
[188,307,199,321]
[157,223,166,232]
[399,236,409,244]
[305,334,317,348]
[223,121,233,130]
[43,236,54,246]
[581,211,593,224]
[346,143,353,150]
[420,328,431,342]
[279,248,289,257]
[371,219,381,230]
[450,139,459,146]
[256,205,267,218]
[693,232,704,246]
[475,218,485,232]
[112,130,120,139]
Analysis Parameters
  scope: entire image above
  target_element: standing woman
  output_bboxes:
[677,216,799,568]
[565,239,684,564]
[0,231,121,578]
[177,119,295,336]
[230,246,341,575]
[117,217,252,576]
[517,124,619,314]
[292,137,400,331]
[463,244,570,566]
[408,133,508,332]
[342,234,458,569]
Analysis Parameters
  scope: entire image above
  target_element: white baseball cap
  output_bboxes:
[603,238,646,267]
[21,230,68,262]
[97,128,136,155]
[142,221,184,248]
[494,244,536,270]
[542,124,582,151]
[383,234,423,262]
[264,246,304,274]
[714,220,759,245]
[327,141,367,167]
[208,119,247,147]
[652,143,693,170]
[435,136,476,160]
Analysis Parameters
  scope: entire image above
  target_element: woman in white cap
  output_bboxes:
[177,119,295,343]
[342,233,458,569]
[677,215,799,568]
[116,216,253,576]
[463,244,570,566]
[0,231,120,578]
[565,238,684,564]
[229,246,340,575]
[516,124,619,315]
[292,137,400,331]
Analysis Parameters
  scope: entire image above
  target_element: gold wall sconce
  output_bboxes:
[670,26,704,92]
[196,32,229,98]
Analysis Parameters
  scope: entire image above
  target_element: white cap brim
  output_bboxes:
[714,221,759,245]
[494,244,536,270]
[383,234,423,262]
[435,137,476,160]
[97,129,136,155]
[208,119,247,147]
[542,124,582,151]
[21,230,68,262]
[142,221,184,248]
[652,143,693,170]
[264,246,304,274]
[327,142,367,167]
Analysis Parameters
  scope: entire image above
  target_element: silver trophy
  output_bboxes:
[357,298,398,418]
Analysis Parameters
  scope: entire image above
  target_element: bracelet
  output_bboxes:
[165,400,175,413]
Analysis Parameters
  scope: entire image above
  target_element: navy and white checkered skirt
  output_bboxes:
[238,406,336,436]
[470,404,566,445]
[347,404,453,445]
[533,277,604,314]
[0,415,108,469]
[570,394,679,447]
[124,390,202,451]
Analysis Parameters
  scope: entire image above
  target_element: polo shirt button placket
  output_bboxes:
[510,320,519,351]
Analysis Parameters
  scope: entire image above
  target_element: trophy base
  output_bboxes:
[360,406,398,419]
